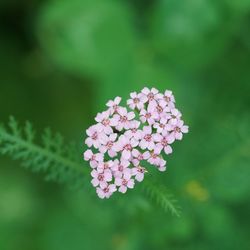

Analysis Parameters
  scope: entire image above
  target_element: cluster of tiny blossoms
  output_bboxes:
[83,87,188,199]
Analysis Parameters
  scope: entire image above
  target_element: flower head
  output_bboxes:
[83,87,188,199]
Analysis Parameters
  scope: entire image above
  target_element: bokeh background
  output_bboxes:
[1,0,250,249]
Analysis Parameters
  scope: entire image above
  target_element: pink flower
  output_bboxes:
[148,151,166,170]
[127,92,147,110]
[96,183,117,199]
[85,124,103,149]
[115,174,135,193]
[170,120,189,140]
[168,108,182,125]
[95,111,118,134]
[113,107,135,131]
[132,166,147,182]
[99,133,118,157]
[112,159,131,178]
[153,117,168,133]
[140,103,158,125]
[124,120,142,141]
[154,101,170,120]
[163,90,175,108]
[97,161,114,173]
[139,126,156,150]
[131,149,150,166]
[83,149,104,168]
[141,87,160,104]
[106,96,122,114]
[154,132,175,154]
[114,135,139,160]
[91,169,112,187]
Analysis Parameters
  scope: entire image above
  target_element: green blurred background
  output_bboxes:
[0,0,250,249]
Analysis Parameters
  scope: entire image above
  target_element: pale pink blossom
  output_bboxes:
[153,117,168,133]
[154,132,175,154]
[163,90,175,108]
[113,107,135,131]
[115,174,135,193]
[148,151,166,170]
[139,126,156,150]
[96,183,117,199]
[97,161,114,173]
[124,120,142,140]
[132,166,147,182]
[106,96,122,114]
[112,159,131,178]
[141,87,161,104]
[131,149,150,166]
[114,135,139,160]
[91,169,112,187]
[169,108,182,125]
[154,101,170,120]
[99,133,118,157]
[127,92,147,110]
[85,124,103,149]
[140,103,158,125]
[83,149,104,168]
[95,111,118,134]
[170,120,189,140]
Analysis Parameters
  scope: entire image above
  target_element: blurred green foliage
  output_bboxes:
[0,0,250,249]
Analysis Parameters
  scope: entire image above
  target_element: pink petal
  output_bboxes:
[108,149,117,158]
[176,132,183,140]
[91,178,99,187]
[181,125,189,133]
[115,178,122,186]
[148,141,155,150]
[118,107,127,116]
[127,112,135,120]
[136,173,144,182]
[143,126,152,134]
[142,87,150,95]
[90,161,98,168]
[164,145,173,154]
[85,138,93,147]
[109,184,117,192]
[151,87,159,94]
[119,185,127,193]
[97,188,105,199]
[139,140,148,150]
[153,134,162,142]
[123,169,131,179]
[143,151,150,159]
[104,172,112,182]
[130,138,139,147]
[106,100,114,107]
[122,150,131,160]
[127,179,135,189]
[91,170,98,178]
[114,96,121,104]
[84,149,93,160]
[130,92,137,98]
[95,153,104,162]
[132,149,139,157]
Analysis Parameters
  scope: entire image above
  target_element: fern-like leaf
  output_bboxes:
[0,116,86,188]
[143,178,181,217]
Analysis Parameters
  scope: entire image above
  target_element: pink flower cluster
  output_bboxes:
[84,87,188,199]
